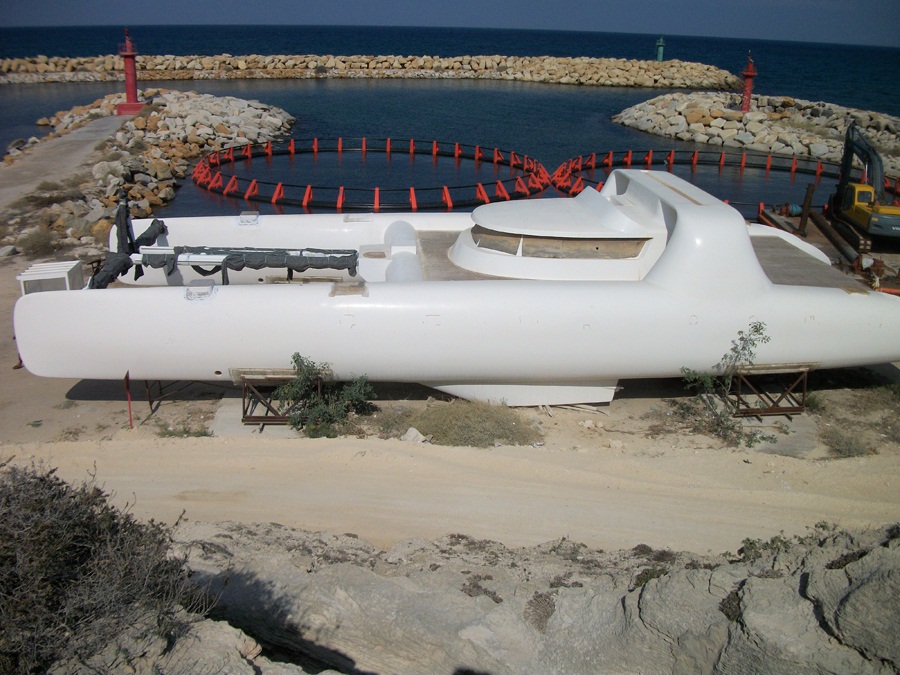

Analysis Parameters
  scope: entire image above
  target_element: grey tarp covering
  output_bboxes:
[138,246,359,284]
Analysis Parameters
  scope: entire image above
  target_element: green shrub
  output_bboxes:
[0,461,207,673]
[274,353,376,438]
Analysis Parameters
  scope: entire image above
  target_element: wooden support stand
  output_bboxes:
[731,365,809,419]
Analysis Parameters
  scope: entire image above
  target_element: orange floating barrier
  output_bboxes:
[495,181,510,200]
[666,150,675,167]
[442,186,453,209]
[244,179,259,200]
[208,151,220,166]
[644,150,653,167]
[432,140,439,157]
[791,157,798,175]
[208,171,223,190]
[623,150,632,167]
[454,142,462,159]
[264,141,273,158]
[223,175,239,196]
[571,176,584,194]
[242,144,253,160]
[476,183,490,203]
[766,155,772,172]
[224,146,234,163]
[740,153,747,169]
[288,139,295,156]
[361,137,367,154]
[595,181,605,191]
[271,182,284,205]
[409,187,418,211]
[515,176,529,196]
[337,137,343,154]
[409,139,415,155]
[474,146,484,163]
[510,151,522,168]
[302,185,313,208]
[336,186,345,211]
[373,187,380,212]
[719,152,726,170]
[312,138,319,155]
[493,148,503,164]
[602,151,613,167]
[587,153,597,169]
[385,138,392,155]
[691,150,698,166]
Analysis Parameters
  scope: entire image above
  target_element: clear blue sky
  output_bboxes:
[2,0,897,48]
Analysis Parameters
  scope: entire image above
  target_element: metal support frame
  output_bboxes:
[731,366,809,419]
[241,376,318,427]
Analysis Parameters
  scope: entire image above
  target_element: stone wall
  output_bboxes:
[613,91,900,176]
[0,53,740,89]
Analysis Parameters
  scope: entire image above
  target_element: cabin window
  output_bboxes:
[471,225,647,259]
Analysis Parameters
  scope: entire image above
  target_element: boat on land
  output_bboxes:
[13,169,900,406]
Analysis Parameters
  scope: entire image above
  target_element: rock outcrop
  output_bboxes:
[0,53,740,90]
[176,521,900,674]
[614,91,900,176]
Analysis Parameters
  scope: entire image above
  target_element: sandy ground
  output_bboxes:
[2,251,899,555]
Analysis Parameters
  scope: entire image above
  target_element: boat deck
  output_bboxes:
[751,236,867,291]
[416,229,869,290]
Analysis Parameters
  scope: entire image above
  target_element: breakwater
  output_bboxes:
[613,92,900,176]
[0,53,740,89]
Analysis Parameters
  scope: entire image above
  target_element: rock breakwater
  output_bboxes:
[0,53,740,89]
[2,89,293,254]
[614,91,900,176]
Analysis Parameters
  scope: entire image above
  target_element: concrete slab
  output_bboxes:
[0,115,128,212]
[209,397,300,439]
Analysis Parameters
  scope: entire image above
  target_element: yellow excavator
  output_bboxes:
[832,122,900,238]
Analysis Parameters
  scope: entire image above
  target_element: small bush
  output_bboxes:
[819,426,878,458]
[274,353,376,438]
[408,399,542,448]
[0,461,207,673]
[16,226,56,256]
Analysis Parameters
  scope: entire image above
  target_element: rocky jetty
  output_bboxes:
[172,521,899,674]
[614,91,900,176]
[2,89,293,254]
[0,53,740,89]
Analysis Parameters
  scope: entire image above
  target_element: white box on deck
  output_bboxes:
[17,261,84,296]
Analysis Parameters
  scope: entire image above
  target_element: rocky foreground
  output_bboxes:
[63,522,899,673]
[1,53,740,90]
[614,91,900,176]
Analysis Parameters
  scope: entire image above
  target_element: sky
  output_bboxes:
[1,0,897,48]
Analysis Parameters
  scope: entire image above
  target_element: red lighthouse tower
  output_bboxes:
[116,29,144,115]
[740,53,757,113]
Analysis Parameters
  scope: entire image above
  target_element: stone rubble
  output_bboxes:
[0,53,741,90]
[613,91,900,176]
[2,89,294,254]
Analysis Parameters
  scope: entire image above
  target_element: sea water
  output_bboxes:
[0,25,897,216]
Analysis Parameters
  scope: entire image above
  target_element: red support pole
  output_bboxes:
[691,150,698,166]
[623,150,632,167]
[337,137,343,154]
[432,140,439,157]
[313,138,318,155]
[385,138,391,155]
[373,187,380,212]
[288,139,295,156]
[719,152,726,170]
[361,137,367,155]
[409,139,415,155]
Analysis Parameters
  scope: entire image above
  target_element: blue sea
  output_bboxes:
[1,25,898,216]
